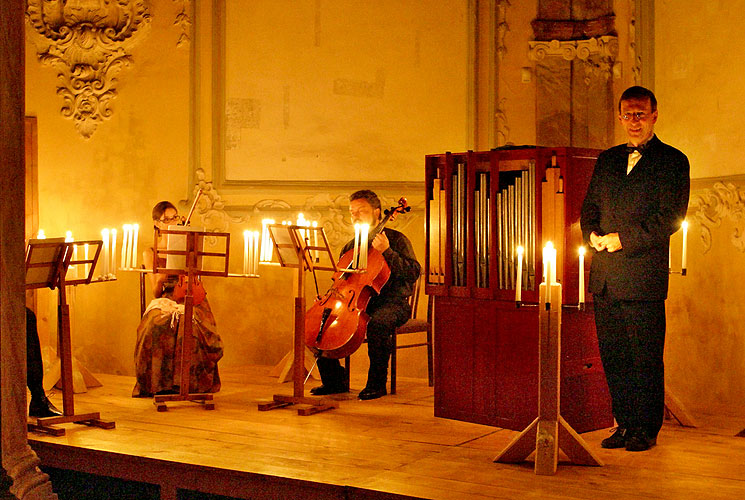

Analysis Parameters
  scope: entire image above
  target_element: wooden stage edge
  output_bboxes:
[28,366,745,500]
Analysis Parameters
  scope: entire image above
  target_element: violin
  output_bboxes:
[171,190,207,305]
[304,197,411,359]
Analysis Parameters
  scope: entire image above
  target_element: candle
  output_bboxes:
[260,219,275,262]
[132,224,139,269]
[84,243,89,277]
[72,244,78,279]
[681,220,688,274]
[360,223,369,270]
[65,231,74,278]
[253,230,260,275]
[312,221,318,262]
[578,246,586,304]
[37,229,46,239]
[515,246,524,302]
[353,223,361,269]
[121,225,131,269]
[543,241,556,286]
[101,229,110,277]
[243,230,249,275]
[110,228,117,277]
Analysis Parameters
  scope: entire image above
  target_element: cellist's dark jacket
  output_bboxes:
[580,135,690,300]
[340,227,421,304]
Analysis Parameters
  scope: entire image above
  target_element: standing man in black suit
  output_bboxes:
[581,86,690,451]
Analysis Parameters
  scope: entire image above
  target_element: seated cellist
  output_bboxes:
[311,190,421,400]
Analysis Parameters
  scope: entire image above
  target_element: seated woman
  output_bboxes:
[132,201,224,397]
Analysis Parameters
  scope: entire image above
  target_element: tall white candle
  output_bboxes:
[578,246,586,304]
[681,220,689,272]
[260,219,275,262]
[312,221,318,262]
[243,230,249,275]
[360,223,369,270]
[515,246,524,302]
[101,229,109,277]
[65,231,73,279]
[353,223,361,269]
[132,224,139,268]
[110,228,117,276]
[253,230,260,275]
[84,243,89,277]
[121,225,131,270]
[72,244,78,279]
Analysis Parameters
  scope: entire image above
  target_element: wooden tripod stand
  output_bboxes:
[495,282,602,475]
[25,238,115,436]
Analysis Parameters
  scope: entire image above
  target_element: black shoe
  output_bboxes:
[625,429,656,452]
[600,427,627,449]
[309,384,348,396]
[29,395,62,418]
[358,386,387,400]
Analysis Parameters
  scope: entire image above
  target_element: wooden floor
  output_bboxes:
[28,366,745,500]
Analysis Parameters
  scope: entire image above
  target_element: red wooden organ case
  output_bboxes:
[425,146,614,433]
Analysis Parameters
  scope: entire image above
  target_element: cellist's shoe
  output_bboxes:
[358,386,387,400]
[310,384,348,396]
[29,395,62,418]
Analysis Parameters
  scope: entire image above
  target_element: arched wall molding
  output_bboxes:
[191,169,424,252]
[25,0,151,139]
[689,181,745,254]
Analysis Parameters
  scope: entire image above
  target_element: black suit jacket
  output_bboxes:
[580,135,690,301]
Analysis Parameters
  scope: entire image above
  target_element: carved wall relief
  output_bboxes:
[496,0,511,62]
[173,0,193,47]
[689,182,745,254]
[529,36,619,83]
[26,0,151,139]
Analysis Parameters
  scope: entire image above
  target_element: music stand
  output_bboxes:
[257,223,339,416]
[25,238,115,436]
[152,227,229,411]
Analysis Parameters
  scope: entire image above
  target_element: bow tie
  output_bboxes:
[626,143,648,155]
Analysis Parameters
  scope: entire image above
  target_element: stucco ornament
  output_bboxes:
[689,182,745,254]
[26,0,151,139]
[529,36,619,83]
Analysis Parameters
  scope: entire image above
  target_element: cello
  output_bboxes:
[304,197,410,359]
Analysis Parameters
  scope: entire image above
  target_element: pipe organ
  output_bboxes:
[425,146,613,433]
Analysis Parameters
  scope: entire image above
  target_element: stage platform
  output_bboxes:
[28,366,745,500]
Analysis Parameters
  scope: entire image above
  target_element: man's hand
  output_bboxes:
[590,232,622,253]
[589,232,605,251]
[372,232,390,253]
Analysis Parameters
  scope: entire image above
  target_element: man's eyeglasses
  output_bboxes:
[620,112,650,122]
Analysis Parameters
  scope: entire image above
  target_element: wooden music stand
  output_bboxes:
[25,238,115,436]
[152,227,230,411]
[258,223,339,416]
[495,282,603,475]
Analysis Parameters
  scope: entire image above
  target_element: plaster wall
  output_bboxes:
[23,0,471,383]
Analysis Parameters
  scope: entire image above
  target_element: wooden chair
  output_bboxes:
[345,277,434,394]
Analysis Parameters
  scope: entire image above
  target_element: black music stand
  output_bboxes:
[25,238,115,436]
[257,223,339,416]
[152,227,230,411]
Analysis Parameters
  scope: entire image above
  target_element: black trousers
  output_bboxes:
[26,307,45,399]
[593,292,666,438]
[317,298,409,390]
